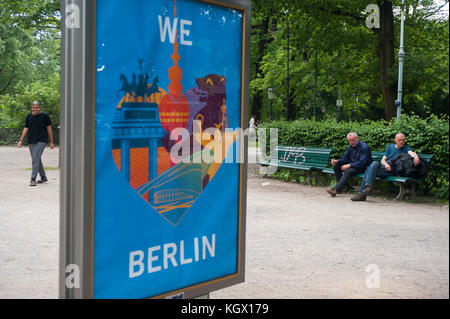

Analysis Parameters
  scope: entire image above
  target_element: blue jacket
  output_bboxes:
[337,141,372,170]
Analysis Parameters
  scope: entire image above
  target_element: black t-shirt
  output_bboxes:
[25,112,52,144]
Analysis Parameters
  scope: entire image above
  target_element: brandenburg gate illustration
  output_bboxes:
[112,63,165,185]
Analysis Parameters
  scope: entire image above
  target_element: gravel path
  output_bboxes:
[0,146,448,298]
[0,146,59,298]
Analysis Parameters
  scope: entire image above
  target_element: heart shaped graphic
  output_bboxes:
[111,68,237,226]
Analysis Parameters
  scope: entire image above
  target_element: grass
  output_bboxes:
[25,166,59,170]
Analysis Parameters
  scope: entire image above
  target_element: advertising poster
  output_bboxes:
[93,0,247,298]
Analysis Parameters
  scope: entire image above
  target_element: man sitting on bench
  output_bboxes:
[327,132,372,197]
[351,132,420,201]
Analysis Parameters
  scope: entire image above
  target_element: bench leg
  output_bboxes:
[394,183,407,201]
[306,172,313,185]
[394,182,417,201]
[258,164,268,177]
[409,182,417,200]
[314,172,321,186]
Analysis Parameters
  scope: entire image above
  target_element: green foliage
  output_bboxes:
[0,0,60,30]
[0,127,59,145]
[0,23,35,95]
[0,128,23,145]
[0,0,60,129]
[249,0,449,121]
[260,114,449,198]
[0,72,60,128]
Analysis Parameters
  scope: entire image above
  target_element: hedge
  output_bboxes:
[0,128,60,146]
[259,114,449,199]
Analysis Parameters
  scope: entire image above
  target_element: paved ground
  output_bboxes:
[0,146,448,298]
[0,146,59,298]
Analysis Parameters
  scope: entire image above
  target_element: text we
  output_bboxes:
[158,16,193,46]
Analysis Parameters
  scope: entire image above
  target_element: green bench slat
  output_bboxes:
[276,151,333,156]
[277,153,330,159]
[277,152,332,157]
[277,158,329,165]
[277,164,321,171]
[257,146,333,170]
[322,168,334,174]
[384,176,425,183]
[277,146,333,151]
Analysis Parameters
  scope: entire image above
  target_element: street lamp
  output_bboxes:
[268,88,274,121]
[313,48,318,120]
[270,11,290,121]
[396,0,406,121]
[336,99,343,122]
[306,85,314,119]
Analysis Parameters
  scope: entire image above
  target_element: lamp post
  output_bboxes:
[268,87,274,121]
[335,51,343,122]
[336,98,343,122]
[396,0,406,121]
[270,11,290,121]
[313,48,318,120]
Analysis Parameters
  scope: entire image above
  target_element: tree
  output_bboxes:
[0,23,35,95]
[250,0,449,121]
[0,0,60,127]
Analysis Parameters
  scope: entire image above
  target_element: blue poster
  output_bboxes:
[94,0,244,298]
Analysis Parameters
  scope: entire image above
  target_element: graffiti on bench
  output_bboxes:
[279,147,306,165]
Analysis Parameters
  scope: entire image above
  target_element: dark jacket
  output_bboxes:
[387,153,429,179]
[338,141,372,170]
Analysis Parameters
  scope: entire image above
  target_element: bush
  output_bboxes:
[0,72,60,128]
[0,128,60,146]
[259,114,449,199]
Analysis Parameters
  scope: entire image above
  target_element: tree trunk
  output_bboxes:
[287,94,296,121]
[376,0,396,120]
[251,17,271,123]
[0,75,16,95]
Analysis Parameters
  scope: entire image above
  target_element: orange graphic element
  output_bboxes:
[167,39,182,99]
[113,149,149,188]
[112,148,150,201]
[112,146,173,198]
[130,148,149,202]
[129,147,148,187]
[112,149,121,172]
[158,0,189,133]
[157,147,171,175]
[117,87,167,109]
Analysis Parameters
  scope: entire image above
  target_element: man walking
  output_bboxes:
[327,132,372,197]
[17,101,54,186]
[351,132,419,201]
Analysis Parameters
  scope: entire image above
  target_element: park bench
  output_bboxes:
[257,146,334,182]
[322,151,433,201]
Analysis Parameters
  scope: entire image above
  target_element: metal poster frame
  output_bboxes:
[60,0,250,299]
